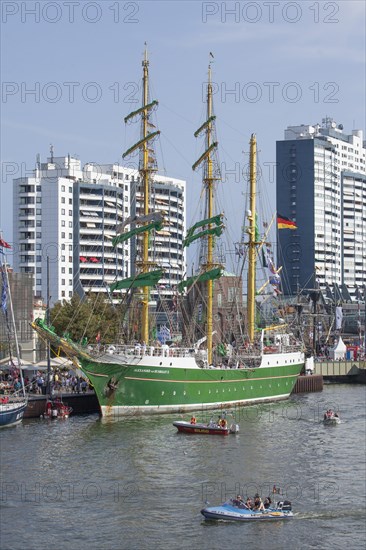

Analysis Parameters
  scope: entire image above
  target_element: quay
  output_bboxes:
[313,359,366,384]
[24,391,100,419]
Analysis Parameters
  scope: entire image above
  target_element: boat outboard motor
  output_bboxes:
[277,500,292,511]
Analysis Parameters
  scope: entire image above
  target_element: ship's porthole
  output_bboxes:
[173,391,176,396]
[209,390,211,394]
[250,386,253,390]
[145,400,149,405]
[216,389,219,393]
[161,391,164,396]
[269,384,272,388]
[183,391,186,396]
[198,391,201,395]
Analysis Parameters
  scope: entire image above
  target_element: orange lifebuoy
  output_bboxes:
[190,416,196,424]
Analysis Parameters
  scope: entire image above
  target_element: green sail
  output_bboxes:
[185,214,223,240]
[113,220,163,247]
[183,224,224,247]
[110,269,164,292]
[178,267,222,292]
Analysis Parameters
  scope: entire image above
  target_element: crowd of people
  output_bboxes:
[233,493,272,511]
[0,368,91,396]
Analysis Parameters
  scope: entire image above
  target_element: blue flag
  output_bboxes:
[1,270,7,314]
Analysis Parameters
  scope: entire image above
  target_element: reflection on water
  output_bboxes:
[0,385,365,550]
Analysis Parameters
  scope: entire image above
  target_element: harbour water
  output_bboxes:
[1,384,365,550]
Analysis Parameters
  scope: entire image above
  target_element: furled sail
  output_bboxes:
[112,219,164,247]
[110,269,164,292]
[177,267,222,292]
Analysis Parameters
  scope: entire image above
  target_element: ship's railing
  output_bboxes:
[87,344,196,359]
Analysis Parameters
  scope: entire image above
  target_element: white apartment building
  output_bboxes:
[276,117,366,298]
[13,153,187,306]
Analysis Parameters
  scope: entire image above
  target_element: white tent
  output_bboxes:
[329,336,346,360]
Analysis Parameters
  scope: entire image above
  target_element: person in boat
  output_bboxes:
[245,497,253,509]
[234,495,244,506]
[219,417,227,429]
[253,494,265,511]
[264,496,272,509]
[190,416,197,425]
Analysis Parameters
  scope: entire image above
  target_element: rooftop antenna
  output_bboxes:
[50,144,54,163]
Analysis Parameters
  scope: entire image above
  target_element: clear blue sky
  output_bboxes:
[1,1,365,260]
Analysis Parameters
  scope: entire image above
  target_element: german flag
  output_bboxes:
[277,214,297,230]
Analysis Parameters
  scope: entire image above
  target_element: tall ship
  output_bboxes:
[32,50,305,417]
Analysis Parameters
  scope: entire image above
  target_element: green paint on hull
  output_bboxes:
[79,358,303,415]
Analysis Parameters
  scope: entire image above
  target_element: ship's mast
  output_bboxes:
[141,46,150,344]
[1,249,26,398]
[247,134,257,342]
[206,64,215,363]
[122,45,160,344]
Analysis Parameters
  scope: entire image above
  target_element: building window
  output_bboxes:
[61,232,65,238]
[61,267,65,273]
[217,293,222,307]
[61,209,65,215]
[61,197,65,203]
[36,209,42,215]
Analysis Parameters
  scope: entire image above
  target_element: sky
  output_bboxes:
[1,0,365,267]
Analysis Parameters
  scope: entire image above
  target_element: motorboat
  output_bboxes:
[323,410,341,425]
[44,397,72,419]
[173,419,239,436]
[201,498,293,521]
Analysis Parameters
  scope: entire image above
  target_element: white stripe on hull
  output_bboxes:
[100,393,291,418]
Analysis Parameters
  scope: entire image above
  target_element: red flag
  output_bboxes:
[0,238,11,249]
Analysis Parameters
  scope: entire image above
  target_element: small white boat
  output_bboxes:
[323,410,341,425]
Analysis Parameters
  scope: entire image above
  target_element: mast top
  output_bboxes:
[143,42,149,67]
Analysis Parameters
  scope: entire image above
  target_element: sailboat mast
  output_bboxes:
[206,64,214,364]
[247,134,257,342]
[141,46,150,344]
[1,255,26,397]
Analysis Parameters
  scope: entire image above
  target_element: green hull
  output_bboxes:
[79,358,303,417]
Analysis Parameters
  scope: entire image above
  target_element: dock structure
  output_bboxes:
[292,374,323,394]
[314,359,365,384]
[24,392,99,419]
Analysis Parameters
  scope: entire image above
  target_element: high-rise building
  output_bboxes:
[13,153,186,306]
[276,117,366,298]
